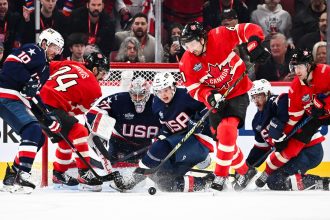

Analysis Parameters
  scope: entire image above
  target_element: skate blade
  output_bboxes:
[10,185,34,194]
[0,185,14,192]
[53,183,79,190]
[78,184,102,192]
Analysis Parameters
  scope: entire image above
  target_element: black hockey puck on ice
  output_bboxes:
[148,187,156,195]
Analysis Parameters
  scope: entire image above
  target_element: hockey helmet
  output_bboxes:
[38,28,64,54]
[152,72,176,92]
[129,77,151,113]
[289,48,313,72]
[249,79,271,100]
[180,21,207,46]
[85,52,110,80]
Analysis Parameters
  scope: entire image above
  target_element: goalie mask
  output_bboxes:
[129,77,151,113]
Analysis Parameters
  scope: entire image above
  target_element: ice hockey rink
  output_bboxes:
[1,182,330,220]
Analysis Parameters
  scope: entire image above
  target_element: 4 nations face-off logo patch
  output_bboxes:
[201,63,234,89]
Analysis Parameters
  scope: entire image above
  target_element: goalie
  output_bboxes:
[86,76,161,166]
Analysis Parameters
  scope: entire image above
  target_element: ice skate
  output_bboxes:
[0,164,17,192]
[10,170,36,194]
[255,171,269,188]
[52,170,79,189]
[211,176,227,191]
[78,169,103,192]
[233,167,257,191]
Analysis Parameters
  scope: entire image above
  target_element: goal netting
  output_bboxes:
[35,63,182,186]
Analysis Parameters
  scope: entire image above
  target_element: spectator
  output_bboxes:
[291,0,326,44]
[255,33,293,81]
[115,36,145,62]
[250,0,293,47]
[0,0,23,64]
[69,0,116,57]
[297,12,327,51]
[163,0,204,29]
[163,23,184,63]
[203,0,250,30]
[115,12,163,62]
[21,0,68,45]
[0,41,4,68]
[65,32,88,63]
[312,41,326,64]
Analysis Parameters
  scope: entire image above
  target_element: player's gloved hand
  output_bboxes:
[187,119,204,134]
[247,36,270,63]
[311,94,327,118]
[269,117,286,142]
[207,90,226,111]
[44,111,61,134]
[120,8,132,30]
[20,74,40,98]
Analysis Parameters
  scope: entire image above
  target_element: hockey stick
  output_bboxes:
[250,115,314,167]
[89,144,149,169]
[134,71,248,175]
[31,97,117,182]
[283,115,313,141]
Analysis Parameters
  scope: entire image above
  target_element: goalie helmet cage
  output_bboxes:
[39,63,182,186]
[38,63,289,186]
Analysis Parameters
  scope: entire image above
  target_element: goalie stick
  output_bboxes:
[134,70,248,175]
[31,97,117,182]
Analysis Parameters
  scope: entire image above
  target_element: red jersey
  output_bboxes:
[285,64,330,134]
[179,23,264,108]
[40,60,102,116]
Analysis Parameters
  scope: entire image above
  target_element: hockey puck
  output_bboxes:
[148,187,156,195]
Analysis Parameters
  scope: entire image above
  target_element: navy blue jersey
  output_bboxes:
[88,92,161,146]
[252,94,289,147]
[153,88,212,137]
[0,43,48,105]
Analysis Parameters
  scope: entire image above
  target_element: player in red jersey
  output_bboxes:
[255,48,330,188]
[179,21,270,191]
[40,52,109,191]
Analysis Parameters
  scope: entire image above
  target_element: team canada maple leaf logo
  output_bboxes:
[202,63,234,89]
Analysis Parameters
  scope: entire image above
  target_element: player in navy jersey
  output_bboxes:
[248,79,329,191]
[87,77,161,165]
[116,72,216,192]
[0,28,64,193]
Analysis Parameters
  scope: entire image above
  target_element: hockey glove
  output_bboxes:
[187,119,204,134]
[311,94,327,118]
[20,75,40,99]
[207,90,226,111]
[247,36,270,63]
[269,117,286,142]
[43,111,61,134]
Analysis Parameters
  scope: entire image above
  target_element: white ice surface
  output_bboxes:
[1,183,330,220]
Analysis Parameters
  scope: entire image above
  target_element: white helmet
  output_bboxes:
[129,77,151,113]
[152,72,176,92]
[38,28,64,53]
[249,79,271,99]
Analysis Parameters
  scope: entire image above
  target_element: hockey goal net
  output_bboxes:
[37,63,182,186]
